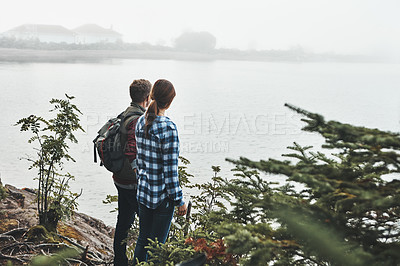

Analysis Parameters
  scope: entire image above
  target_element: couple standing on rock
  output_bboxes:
[112,79,187,265]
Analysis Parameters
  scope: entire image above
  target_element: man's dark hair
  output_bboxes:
[130,79,152,103]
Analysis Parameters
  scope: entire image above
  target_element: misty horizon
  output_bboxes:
[1,0,400,59]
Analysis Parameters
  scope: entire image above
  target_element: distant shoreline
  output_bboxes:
[0,47,386,63]
[0,48,212,63]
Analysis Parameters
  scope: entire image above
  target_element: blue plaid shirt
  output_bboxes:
[135,115,184,209]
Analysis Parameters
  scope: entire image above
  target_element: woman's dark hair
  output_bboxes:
[144,79,176,138]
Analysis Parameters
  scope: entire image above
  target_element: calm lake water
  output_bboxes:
[1,59,399,226]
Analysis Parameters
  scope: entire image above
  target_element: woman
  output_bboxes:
[133,79,187,263]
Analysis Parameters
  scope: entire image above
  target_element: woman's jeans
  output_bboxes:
[133,198,174,263]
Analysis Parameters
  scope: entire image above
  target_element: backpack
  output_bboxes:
[93,110,143,173]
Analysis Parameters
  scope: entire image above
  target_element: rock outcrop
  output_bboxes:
[0,184,115,264]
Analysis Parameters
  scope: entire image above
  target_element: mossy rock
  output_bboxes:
[0,218,19,233]
[57,223,84,242]
[26,225,60,243]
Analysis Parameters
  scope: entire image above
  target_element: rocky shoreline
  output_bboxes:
[0,184,115,264]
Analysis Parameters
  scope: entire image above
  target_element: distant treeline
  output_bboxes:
[0,36,170,51]
[0,31,218,52]
[0,35,380,63]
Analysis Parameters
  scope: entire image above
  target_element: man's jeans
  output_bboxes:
[133,198,174,264]
[113,184,138,266]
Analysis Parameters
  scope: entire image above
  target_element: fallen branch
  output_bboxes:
[35,242,72,250]
[2,227,28,237]
[0,234,16,242]
[1,241,34,253]
[57,234,86,250]
[57,234,103,260]
[67,257,89,265]
[0,217,111,265]
[0,251,26,263]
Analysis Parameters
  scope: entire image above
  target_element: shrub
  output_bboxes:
[15,94,84,232]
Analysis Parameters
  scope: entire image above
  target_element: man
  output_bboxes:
[113,79,152,266]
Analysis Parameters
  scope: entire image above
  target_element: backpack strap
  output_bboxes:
[94,143,97,163]
[120,111,144,148]
[122,111,144,129]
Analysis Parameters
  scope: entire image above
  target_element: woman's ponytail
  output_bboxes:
[144,100,158,138]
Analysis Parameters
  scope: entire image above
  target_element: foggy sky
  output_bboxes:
[1,0,400,56]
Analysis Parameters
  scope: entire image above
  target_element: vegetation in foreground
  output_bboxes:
[1,97,399,265]
[0,95,107,265]
[121,103,400,265]
[15,94,84,233]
